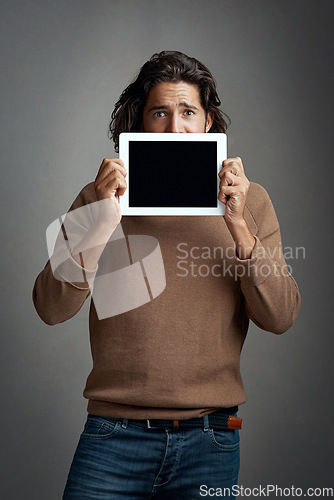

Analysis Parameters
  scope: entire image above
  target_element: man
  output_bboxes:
[33,51,301,499]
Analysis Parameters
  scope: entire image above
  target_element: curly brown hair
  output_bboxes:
[108,50,230,152]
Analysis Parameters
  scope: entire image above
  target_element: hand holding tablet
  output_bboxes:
[94,158,127,201]
[118,132,227,216]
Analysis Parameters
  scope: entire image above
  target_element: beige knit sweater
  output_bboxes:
[33,181,300,419]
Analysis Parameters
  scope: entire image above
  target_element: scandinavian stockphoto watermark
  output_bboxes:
[176,242,305,279]
[45,200,305,320]
[199,484,333,497]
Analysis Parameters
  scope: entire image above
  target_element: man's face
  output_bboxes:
[142,81,213,133]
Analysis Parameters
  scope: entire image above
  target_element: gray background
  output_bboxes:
[1,0,333,498]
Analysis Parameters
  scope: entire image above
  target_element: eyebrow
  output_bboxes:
[147,102,200,112]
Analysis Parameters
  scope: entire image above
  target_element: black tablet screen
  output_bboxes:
[128,141,217,208]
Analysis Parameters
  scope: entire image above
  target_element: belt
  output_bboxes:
[123,406,242,431]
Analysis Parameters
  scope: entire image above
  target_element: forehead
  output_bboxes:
[144,81,202,108]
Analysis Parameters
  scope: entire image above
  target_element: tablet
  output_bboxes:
[119,132,227,215]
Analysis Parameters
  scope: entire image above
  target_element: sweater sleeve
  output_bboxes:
[32,257,93,326]
[234,184,301,334]
[32,183,120,326]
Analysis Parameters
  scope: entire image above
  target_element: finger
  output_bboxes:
[219,171,242,190]
[219,185,233,200]
[219,158,244,177]
[97,158,110,177]
[116,185,127,197]
[218,187,233,204]
[100,158,124,169]
[220,184,245,201]
[105,176,127,196]
[95,170,127,199]
[97,158,125,178]
[96,160,127,182]
[218,191,227,204]
[223,157,243,170]
[99,160,127,179]
[96,169,126,191]
[221,172,240,187]
[102,170,127,188]
[218,164,241,179]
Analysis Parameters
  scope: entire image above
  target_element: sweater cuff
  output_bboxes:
[55,253,97,290]
[233,235,284,287]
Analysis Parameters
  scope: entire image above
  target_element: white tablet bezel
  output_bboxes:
[119,132,227,216]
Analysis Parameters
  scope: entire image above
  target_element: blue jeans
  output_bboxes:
[62,413,240,499]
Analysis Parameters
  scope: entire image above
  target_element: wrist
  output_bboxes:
[224,216,247,230]
[224,217,255,260]
[94,197,121,226]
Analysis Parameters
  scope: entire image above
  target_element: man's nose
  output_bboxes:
[167,114,182,133]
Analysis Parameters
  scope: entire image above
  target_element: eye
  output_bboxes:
[184,109,194,116]
[153,111,167,118]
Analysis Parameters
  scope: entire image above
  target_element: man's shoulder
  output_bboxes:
[248,181,270,200]
[245,182,279,235]
[246,181,275,211]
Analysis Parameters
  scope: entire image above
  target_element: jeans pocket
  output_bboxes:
[81,414,122,440]
[208,427,240,451]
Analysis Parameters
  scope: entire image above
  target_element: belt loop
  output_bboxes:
[203,414,209,432]
[121,418,128,429]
